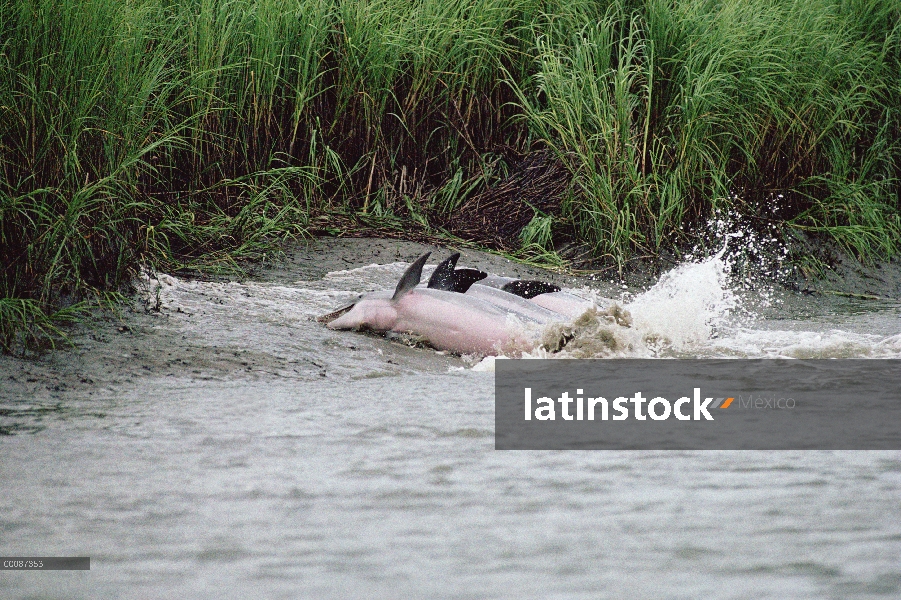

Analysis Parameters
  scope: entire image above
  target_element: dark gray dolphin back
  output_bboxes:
[393,252,431,300]
[427,253,460,291]
[501,280,561,299]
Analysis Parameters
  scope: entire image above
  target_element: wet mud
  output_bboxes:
[0,238,599,403]
[2,236,900,403]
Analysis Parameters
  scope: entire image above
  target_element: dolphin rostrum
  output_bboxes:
[326,252,536,355]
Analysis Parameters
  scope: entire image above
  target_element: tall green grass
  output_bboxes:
[1,0,899,351]
[516,0,901,260]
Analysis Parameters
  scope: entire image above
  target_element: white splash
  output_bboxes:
[527,240,900,359]
[625,250,738,352]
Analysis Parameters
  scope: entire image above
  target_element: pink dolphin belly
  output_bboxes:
[392,289,536,355]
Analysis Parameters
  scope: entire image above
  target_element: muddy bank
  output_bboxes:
[2,235,900,409]
[0,238,609,407]
[780,234,901,299]
[257,237,582,287]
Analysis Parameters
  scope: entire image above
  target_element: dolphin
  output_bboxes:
[449,268,489,292]
[426,253,460,291]
[316,252,480,325]
[325,252,537,355]
[476,274,517,290]
[427,256,568,302]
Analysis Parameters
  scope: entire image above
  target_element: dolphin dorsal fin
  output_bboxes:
[451,268,487,292]
[427,253,460,291]
[392,252,431,300]
[501,280,561,299]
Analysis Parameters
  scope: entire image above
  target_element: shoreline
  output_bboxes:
[2,237,596,407]
[2,235,899,411]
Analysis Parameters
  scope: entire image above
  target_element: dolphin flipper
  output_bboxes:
[393,252,432,300]
[427,253,460,291]
[501,280,561,299]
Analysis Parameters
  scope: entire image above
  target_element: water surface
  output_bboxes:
[2,245,899,599]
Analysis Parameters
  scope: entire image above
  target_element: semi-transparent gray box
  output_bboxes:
[495,360,900,450]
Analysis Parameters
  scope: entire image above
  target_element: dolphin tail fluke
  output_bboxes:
[393,252,431,300]
[427,253,460,291]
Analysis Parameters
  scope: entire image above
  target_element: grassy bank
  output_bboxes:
[2,0,900,351]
